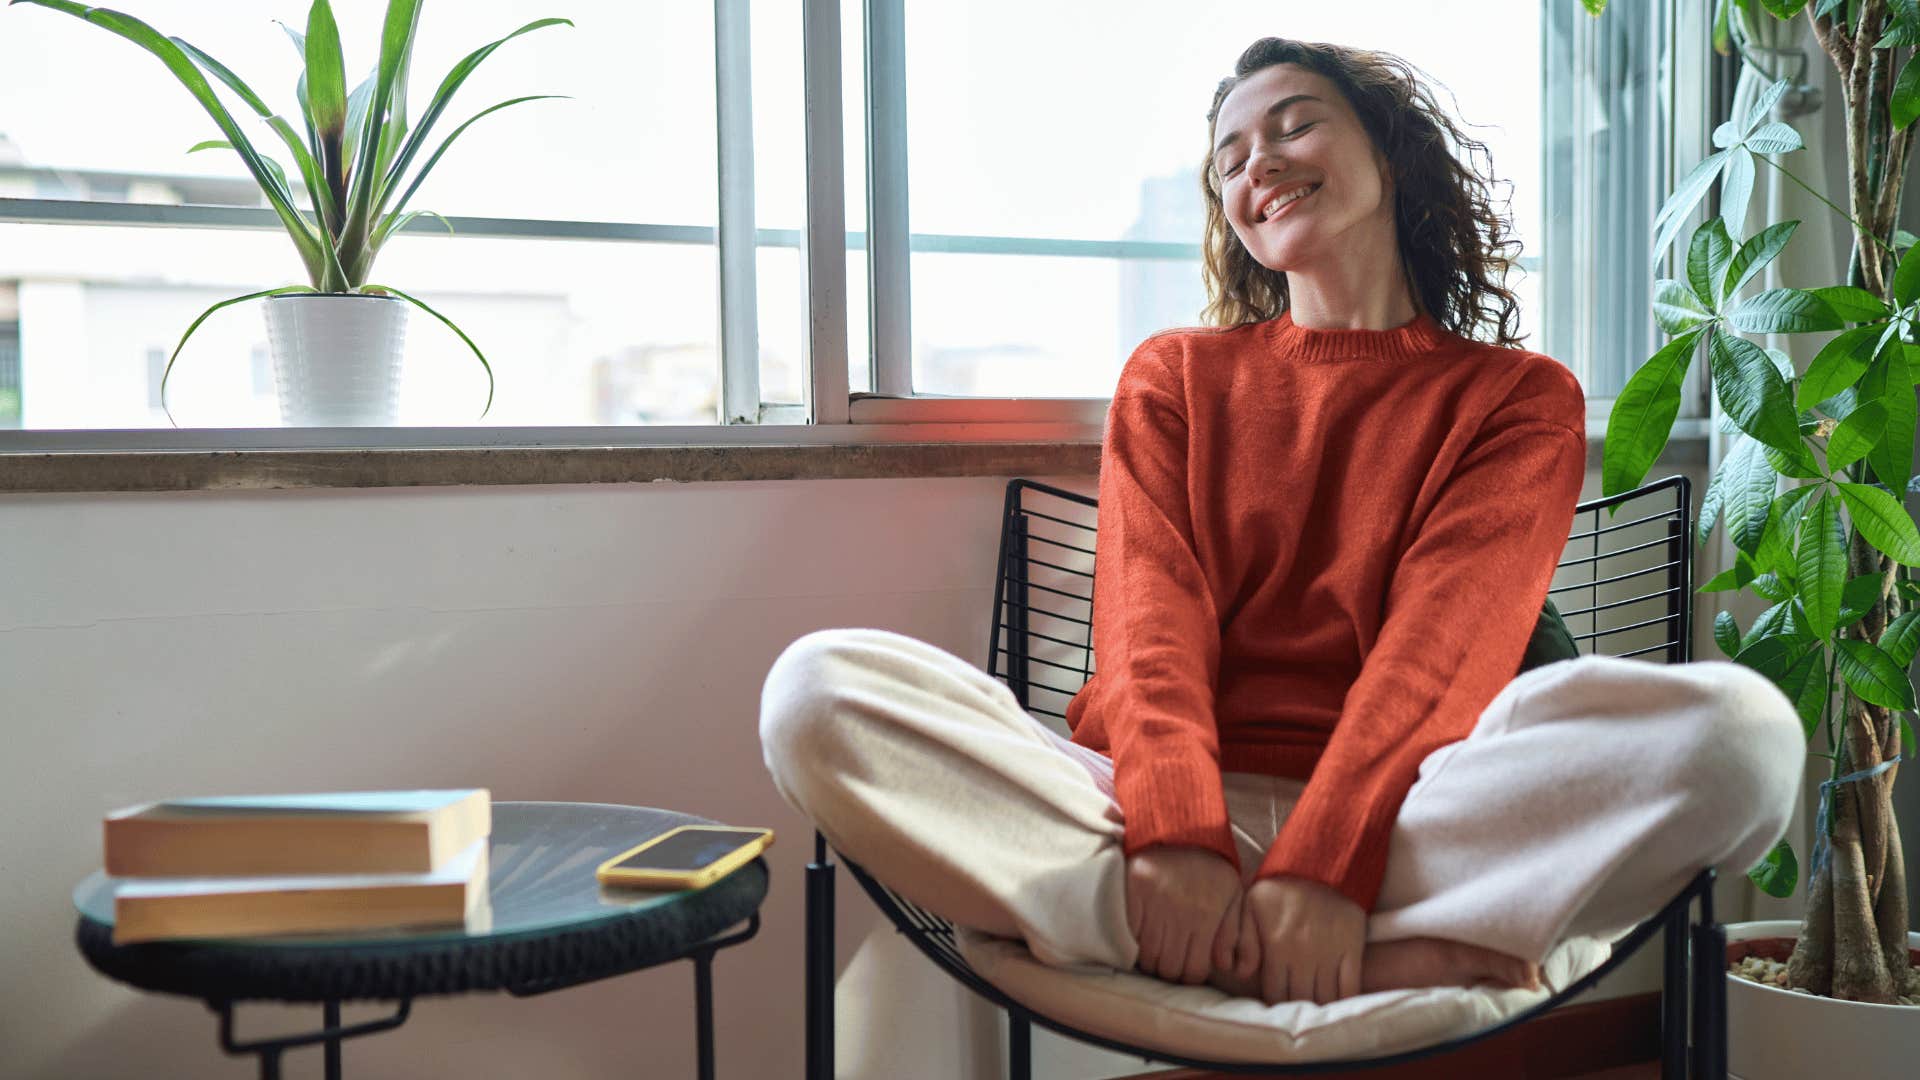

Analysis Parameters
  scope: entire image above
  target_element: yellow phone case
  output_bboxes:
[595,825,774,890]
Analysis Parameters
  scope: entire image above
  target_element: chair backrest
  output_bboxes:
[986,475,1695,717]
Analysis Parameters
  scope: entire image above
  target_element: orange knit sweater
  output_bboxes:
[1064,308,1588,913]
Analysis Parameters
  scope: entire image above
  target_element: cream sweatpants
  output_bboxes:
[759,627,1805,973]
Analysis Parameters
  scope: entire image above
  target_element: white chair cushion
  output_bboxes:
[955,929,1613,1064]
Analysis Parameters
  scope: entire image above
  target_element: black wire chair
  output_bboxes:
[804,475,1724,1079]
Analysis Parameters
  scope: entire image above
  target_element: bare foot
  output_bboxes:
[1363,937,1541,994]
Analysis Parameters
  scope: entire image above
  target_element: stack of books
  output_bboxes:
[101,788,492,945]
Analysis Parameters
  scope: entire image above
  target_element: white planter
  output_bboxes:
[1726,919,1919,1080]
[263,293,408,426]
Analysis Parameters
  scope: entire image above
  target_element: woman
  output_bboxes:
[760,37,1803,1011]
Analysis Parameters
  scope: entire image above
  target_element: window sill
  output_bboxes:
[0,422,1709,494]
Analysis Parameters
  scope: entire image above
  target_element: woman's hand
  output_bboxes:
[1242,874,1366,1004]
[1124,846,1245,985]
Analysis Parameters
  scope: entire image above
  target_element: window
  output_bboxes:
[0,0,1693,447]
[1541,0,1710,412]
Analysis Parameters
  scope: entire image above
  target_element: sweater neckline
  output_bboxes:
[1268,307,1449,362]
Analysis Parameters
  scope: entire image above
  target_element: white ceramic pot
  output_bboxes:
[263,293,408,426]
[1726,919,1919,1080]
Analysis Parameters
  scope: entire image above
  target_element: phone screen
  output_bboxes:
[613,828,766,872]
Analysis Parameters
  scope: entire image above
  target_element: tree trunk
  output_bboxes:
[1780,1,1917,1006]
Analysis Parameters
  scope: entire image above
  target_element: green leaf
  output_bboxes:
[1902,714,1917,758]
[1796,493,1847,637]
[1838,572,1883,628]
[1714,609,1743,656]
[1582,0,1608,14]
[1702,548,1761,592]
[1881,610,1920,668]
[1809,285,1891,323]
[1689,220,1734,307]
[1898,229,1920,252]
[1725,288,1844,334]
[374,94,567,231]
[1721,148,1755,237]
[158,285,316,424]
[1710,329,1810,454]
[1763,439,1823,480]
[1655,280,1715,333]
[1897,245,1920,307]
[1698,452,1727,546]
[360,283,495,416]
[1790,645,1831,736]
[1828,400,1886,469]
[1837,481,1920,565]
[1895,54,1920,131]
[1835,638,1917,710]
[1734,631,1814,681]
[1744,121,1804,154]
[1798,324,1882,411]
[372,18,573,226]
[187,139,289,194]
[1747,838,1798,899]
[1752,571,1793,601]
[1743,79,1792,137]
[333,0,425,288]
[1723,436,1781,554]
[1603,329,1702,497]
[1723,221,1799,302]
[1653,151,1730,269]
[13,0,330,287]
[1861,341,1915,493]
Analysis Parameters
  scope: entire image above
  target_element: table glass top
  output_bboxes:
[73,801,752,949]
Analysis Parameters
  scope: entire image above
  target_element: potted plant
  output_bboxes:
[1586,0,1918,1074]
[8,0,570,425]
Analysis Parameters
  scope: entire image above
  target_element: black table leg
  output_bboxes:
[695,950,715,1080]
[324,1000,342,1080]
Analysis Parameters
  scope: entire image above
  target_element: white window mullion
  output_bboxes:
[714,0,761,425]
[801,0,851,425]
[864,0,912,398]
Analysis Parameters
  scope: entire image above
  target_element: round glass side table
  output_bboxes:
[74,801,769,1080]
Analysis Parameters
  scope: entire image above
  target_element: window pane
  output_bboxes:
[0,1,727,428]
[3,223,719,428]
[900,0,1546,396]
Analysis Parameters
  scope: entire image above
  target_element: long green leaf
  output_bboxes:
[1808,285,1890,323]
[1861,339,1916,493]
[1827,400,1885,469]
[1710,328,1806,453]
[13,0,328,286]
[1881,610,1920,668]
[305,0,349,246]
[1896,243,1920,307]
[1604,329,1702,497]
[187,139,289,194]
[360,283,494,416]
[1796,493,1846,637]
[1745,121,1804,154]
[1725,287,1844,334]
[1895,53,1920,131]
[374,18,573,222]
[379,94,565,227]
[1723,435,1781,555]
[1798,323,1882,410]
[159,285,316,424]
[1837,481,1920,565]
[1721,148,1755,238]
[1714,609,1743,656]
[1653,150,1729,269]
[1689,220,1733,308]
[1723,220,1799,302]
[170,36,339,238]
[336,0,425,287]
[1835,639,1917,710]
[1654,280,1714,333]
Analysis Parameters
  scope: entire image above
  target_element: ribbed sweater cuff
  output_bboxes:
[1114,747,1238,872]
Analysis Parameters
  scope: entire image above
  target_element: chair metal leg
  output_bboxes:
[1008,1012,1030,1080]
[1661,905,1688,1080]
[1690,870,1726,1080]
[807,831,836,1080]
[322,1000,341,1080]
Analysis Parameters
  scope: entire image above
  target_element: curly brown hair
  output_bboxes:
[1200,38,1525,347]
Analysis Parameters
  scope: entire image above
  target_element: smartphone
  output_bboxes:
[595,825,775,890]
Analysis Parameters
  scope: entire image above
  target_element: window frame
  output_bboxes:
[0,0,1688,453]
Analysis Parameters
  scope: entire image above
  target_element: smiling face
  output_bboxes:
[1210,63,1396,276]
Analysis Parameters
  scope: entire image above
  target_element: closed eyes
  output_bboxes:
[1222,123,1317,177]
